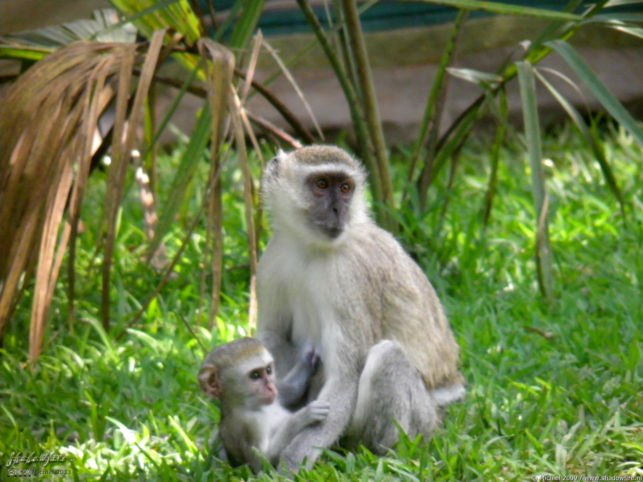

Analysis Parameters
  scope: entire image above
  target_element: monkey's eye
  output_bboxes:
[315,178,329,189]
[266,364,273,375]
[249,370,261,380]
[340,182,353,194]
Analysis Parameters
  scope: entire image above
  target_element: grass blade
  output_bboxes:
[148,106,211,261]
[482,88,508,227]
[262,37,324,140]
[234,68,314,144]
[145,61,201,154]
[546,39,643,146]
[228,0,264,50]
[413,9,468,210]
[534,68,625,215]
[517,61,554,302]
[0,44,51,61]
[411,0,583,21]
[240,31,263,104]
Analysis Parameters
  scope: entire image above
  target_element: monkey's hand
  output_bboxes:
[266,400,330,464]
[304,349,322,374]
[278,348,322,408]
[302,400,330,424]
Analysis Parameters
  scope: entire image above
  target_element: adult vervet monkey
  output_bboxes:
[256,145,465,470]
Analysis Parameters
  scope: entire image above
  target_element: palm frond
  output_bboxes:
[0,39,170,358]
[0,9,135,50]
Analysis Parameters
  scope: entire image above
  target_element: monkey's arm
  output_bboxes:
[265,400,329,464]
[279,359,359,470]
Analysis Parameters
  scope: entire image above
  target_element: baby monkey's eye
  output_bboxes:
[249,370,261,380]
[315,178,329,189]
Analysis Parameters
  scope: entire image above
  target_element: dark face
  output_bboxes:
[248,362,277,405]
[306,172,355,238]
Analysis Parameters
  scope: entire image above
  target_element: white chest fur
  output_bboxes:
[279,245,341,358]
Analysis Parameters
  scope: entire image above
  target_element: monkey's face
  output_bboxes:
[246,362,278,406]
[305,171,355,239]
[262,146,368,247]
[200,340,280,410]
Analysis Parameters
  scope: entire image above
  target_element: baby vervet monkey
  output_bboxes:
[198,338,328,473]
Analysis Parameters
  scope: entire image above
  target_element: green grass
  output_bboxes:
[1,124,641,480]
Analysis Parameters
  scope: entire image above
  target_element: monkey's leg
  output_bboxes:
[346,340,440,454]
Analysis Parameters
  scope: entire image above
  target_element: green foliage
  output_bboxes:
[1,126,640,480]
[291,0,642,300]
[2,0,641,359]
[0,0,265,357]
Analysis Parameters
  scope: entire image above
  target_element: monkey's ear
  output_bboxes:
[198,365,223,399]
[266,156,280,177]
[269,149,289,171]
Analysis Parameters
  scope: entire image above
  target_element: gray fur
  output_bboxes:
[257,146,464,471]
[199,340,328,473]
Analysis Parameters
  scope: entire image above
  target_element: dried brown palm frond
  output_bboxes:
[0,37,175,360]
[198,38,235,329]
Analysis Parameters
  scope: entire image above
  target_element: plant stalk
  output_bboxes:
[340,0,394,227]
[295,0,383,214]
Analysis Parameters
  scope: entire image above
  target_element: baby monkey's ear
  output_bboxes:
[198,364,223,399]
